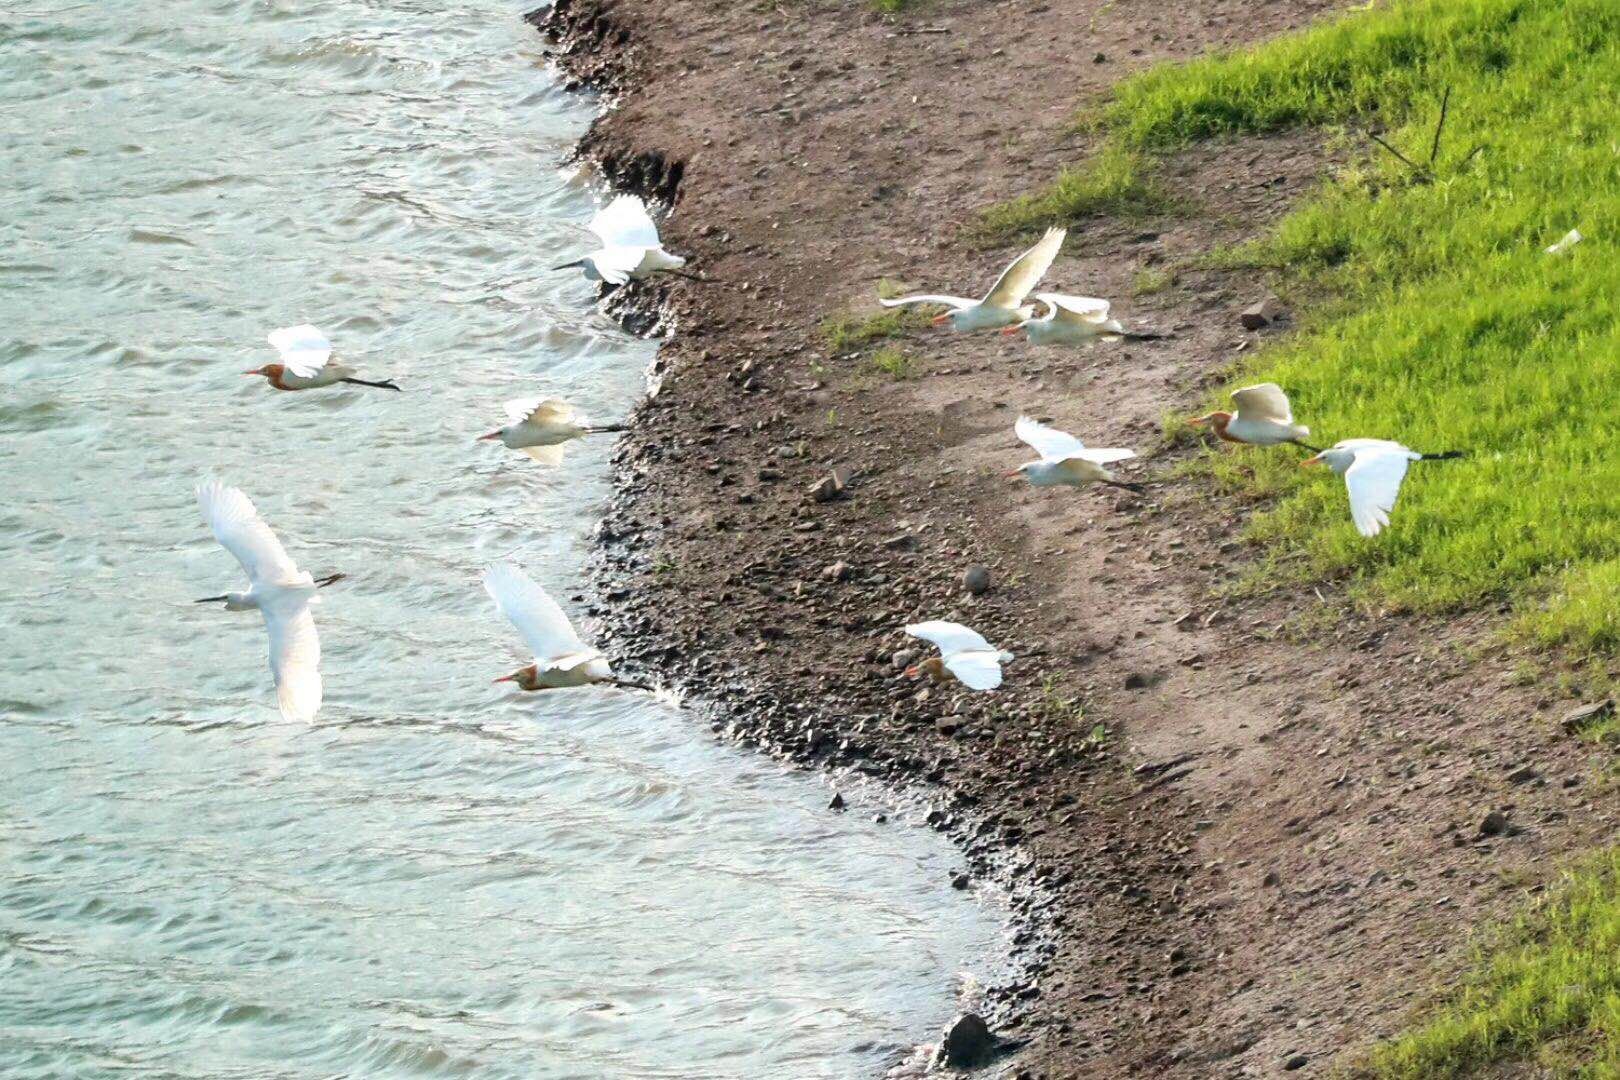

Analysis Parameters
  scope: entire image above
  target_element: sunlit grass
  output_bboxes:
[1360,853,1620,1078]
[974,145,1172,241]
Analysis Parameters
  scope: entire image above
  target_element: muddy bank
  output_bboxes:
[530,0,1620,1075]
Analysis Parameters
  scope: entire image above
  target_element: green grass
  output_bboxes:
[868,346,917,379]
[1010,0,1620,651]
[1361,853,1620,1078]
[1132,265,1178,296]
[974,145,1171,240]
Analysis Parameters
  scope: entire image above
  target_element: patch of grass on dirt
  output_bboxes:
[819,306,930,352]
[1132,266,1177,296]
[868,346,917,379]
[1359,852,1620,1078]
[974,145,1173,241]
[1046,0,1620,652]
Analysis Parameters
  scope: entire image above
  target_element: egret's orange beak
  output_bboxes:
[477,430,502,442]
[904,665,921,678]
[1300,455,1324,468]
[931,313,951,326]
[1004,468,1024,479]
[1000,325,1021,337]
[243,368,264,376]
[1187,413,1211,427]
[493,674,515,683]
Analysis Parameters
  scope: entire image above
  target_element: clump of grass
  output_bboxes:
[974,145,1173,241]
[1360,852,1620,1078]
[872,0,911,11]
[819,307,927,352]
[868,346,916,379]
[1132,265,1177,296]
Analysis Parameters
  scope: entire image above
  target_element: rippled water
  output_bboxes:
[0,3,1001,1076]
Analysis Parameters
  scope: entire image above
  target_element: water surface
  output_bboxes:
[0,3,1001,1076]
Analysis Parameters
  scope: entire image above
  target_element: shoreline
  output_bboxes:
[527,1,1620,1075]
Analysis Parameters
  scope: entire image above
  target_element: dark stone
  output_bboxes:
[951,872,970,890]
[962,564,992,595]
[1124,671,1151,690]
[1239,297,1285,330]
[938,1013,995,1068]
[827,792,846,811]
[1479,809,1509,837]
[1506,765,1539,785]
[1283,1053,1308,1071]
[822,560,852,582]
[808,471,846,503]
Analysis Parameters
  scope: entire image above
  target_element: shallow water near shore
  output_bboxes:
[0,3,1002,1076]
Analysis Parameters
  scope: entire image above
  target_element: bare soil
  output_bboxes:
[530,1,1620,1075]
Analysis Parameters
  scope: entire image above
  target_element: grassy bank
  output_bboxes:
[993,0,1620,653]
[990,0,1620,1071]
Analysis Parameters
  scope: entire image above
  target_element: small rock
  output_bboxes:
[823,560,852,582]
[1479,809,1509,837]
[891,649,917,671]
[808,471,846,503]
[1239,297,1286,330]
[1561,699,1614,733]
[1506,765,1539,785]
[1262,869,1281,887]
[1282,1053,1308,1071]
[951,872,970,890]
[828,792,846,812]
[937,1013,994,1068]
[962,564,992,595]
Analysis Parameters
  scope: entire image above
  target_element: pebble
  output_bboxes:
[962,564,992,595]
[937,1013,994,1068]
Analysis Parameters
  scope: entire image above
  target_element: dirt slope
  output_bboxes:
[531,0,1620,1075]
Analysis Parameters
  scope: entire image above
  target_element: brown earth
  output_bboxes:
[528,1,1620,1076]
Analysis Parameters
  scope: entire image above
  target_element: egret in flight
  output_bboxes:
[1189,383,1317,450]
[1008,415,1142,493]
[1301,439,1465,537]
[879,227,1066,332]
[904,621,1013,691]
[485,562,649,692]
[1002,293,1164,344]
[193,480,343,723]
[245,325,400,392]
[478,397,625,465]
[554,195,692,285]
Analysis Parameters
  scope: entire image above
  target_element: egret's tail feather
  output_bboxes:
[584,423,628,434]
[1103,479,1147,494]
[341,377,402,391]
[1422,450,1469,461]
[1120,329,1169,341]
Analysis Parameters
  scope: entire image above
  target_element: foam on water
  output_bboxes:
[0,3,1002,1077]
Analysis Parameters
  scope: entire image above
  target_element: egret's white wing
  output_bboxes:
[504,397,577,426]
[1335,437,1408,454]
[1015,415,1087,462]
[1343,449,1414,537]
[1037,292,1112,325]
[878,294,975,310]
[983,227,1065,308]
[588,195,661,249]
[590,247,645,286]
[484,562,588,663]
[198,480,301,586]
[521,444,568,466]
[265,600,321,723]
[267,324,332,379]
[549,650,602,673]
[1231,383,1294,424]
[1072,447,1136,465]
[906,620,994,657]
[944,650,1005,691]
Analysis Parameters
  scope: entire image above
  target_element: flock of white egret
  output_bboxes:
[197,194,1462,721]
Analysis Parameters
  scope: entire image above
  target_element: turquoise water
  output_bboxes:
[0,2,1000,1076]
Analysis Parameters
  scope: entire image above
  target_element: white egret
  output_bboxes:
[1001,293,1164,344]
[246,324,400,392]
[1301,438,1465,537]
[484,562,649,692]
[554,194,691,285]
[1008,415,1142,493]
[193,480,343,723]
[904,621,1013,691]
[1189,383,1318,450]
[879,227,1066,332]
[477,397,624,465]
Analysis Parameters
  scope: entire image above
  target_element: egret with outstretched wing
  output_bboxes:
[555,195,689,285]
[1008,415,1141,494]
[485,562,647,692]
[880,228,1066,332]
[904,620,1013,691]
[1189,382,1316,449]
[193,480,343,723]
[1301,438,1466,537]
[245,324,400,392]
[477,397,624,466]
